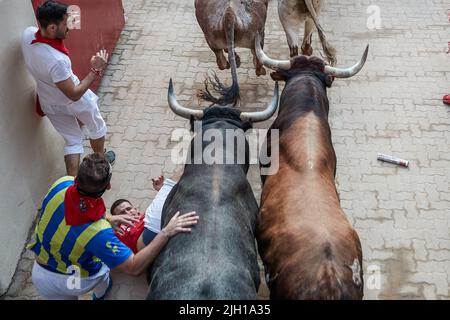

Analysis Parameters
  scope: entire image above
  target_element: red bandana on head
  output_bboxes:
[64,184,106,226]
[31,29,69,117]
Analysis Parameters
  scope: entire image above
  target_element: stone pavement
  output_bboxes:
[3,0,450,300]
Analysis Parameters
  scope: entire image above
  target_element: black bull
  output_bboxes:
[146,80,279,299]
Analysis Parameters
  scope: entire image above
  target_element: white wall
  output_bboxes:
[0,0,66,295]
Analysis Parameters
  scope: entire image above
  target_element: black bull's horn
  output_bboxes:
[168,79,279,123]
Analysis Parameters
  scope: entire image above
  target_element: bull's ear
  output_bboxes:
[270,71,286,82]
[325,75,334,88]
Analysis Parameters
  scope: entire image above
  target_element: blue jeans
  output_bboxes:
[142,227,158,245]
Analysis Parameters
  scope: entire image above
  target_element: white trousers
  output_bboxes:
[43,90,107,155]
[31,261,110,300]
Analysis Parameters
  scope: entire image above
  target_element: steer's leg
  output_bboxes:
[252,48,266,76]
[301,19,314,56]
[205,38,229,70]
[213,48,230,70]
[234,51,241,68]
[278,3,303,57]
[225,48,241,68]
[252,29,266,76]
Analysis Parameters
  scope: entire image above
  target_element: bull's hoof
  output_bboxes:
[301,45,313,56]
[289,46,299,57]
[256,66,266,77]
[328,57,337,67]
[217,61,230,70]
[235,54,241,68]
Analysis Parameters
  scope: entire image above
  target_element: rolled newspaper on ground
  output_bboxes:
[377,153,409,168]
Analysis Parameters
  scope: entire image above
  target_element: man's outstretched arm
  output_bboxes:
[114,211,199,276]
[55,49,108,101]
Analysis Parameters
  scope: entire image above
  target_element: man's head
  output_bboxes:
[110,199,138,216]
[75,153,112,198]
[36,0,69,39]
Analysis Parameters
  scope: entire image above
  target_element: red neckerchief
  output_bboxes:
[31,29,69,55]
[64,184,106,226]
[115,213,145,254]
[31,30,69,117]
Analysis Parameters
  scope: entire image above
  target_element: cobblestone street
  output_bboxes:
[3,0,450,300]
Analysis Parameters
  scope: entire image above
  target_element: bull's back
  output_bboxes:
[257,114,363,299]
[258,184,363,299]
[147,166,260,299]
[195,0,268,49]
[257,163,363,299]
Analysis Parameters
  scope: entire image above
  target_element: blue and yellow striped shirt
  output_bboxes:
[28,176,132,277]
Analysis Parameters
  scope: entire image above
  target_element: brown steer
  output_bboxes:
[255,34,369,299]
[195,0,269,76]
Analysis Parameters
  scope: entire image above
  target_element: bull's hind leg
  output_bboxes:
[213,49,230,70]
[278,3,303,57]
[252,48,266,76]
[301,19,314,56]
[224,48,241,68]
[252,30,266,76]
[282,24,301,57]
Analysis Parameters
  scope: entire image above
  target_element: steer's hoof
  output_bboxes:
[217,62,230,70]
[301,45,313,56]
[328,56,337,67]
[256,66,266,77]
[289,46,299,57]
[235,54,241,68]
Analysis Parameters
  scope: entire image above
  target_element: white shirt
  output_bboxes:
[21,26,97,115]
[144,179,177,233]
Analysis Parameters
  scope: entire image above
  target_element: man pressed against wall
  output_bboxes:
[21,0,115,175]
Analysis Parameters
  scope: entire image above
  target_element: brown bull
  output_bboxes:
[195,0,269,77]
[255,34,369,299]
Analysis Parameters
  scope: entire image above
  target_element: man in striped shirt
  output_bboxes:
[29,153,199,299]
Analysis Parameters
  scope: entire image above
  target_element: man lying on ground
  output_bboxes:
[109,173,180,253]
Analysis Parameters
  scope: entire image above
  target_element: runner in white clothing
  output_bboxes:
[21,0,115,175]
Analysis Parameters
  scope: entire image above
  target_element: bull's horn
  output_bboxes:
[324,45,369,78]
[241,82,279,123]
[168,79,203,119]
[255,33,291,70]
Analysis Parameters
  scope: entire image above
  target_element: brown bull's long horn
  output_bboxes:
[255,33,291,70]
[240,82,279,123]
[168,79,204,120]
[324,45,369,78]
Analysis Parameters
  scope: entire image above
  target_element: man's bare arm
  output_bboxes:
[55,73,97,101]
[114,211,199,276]
[55,49,108,102]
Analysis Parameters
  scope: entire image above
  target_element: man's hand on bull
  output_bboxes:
[152,175,165,191]
[161,211,199,238]
[106,213,140,235]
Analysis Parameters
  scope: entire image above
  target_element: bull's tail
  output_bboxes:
[197,5,240,106]
[223,5,240,105]
[304,0,337,66]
